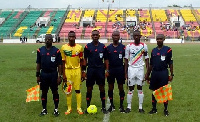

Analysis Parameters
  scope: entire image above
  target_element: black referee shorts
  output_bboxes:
[149,69,168,91]
[86,67,105,87]
[107,66,125,85]
[40,71,58,91]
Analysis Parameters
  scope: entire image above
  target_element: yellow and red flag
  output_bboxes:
[26,85,40,102]
[153,84,172,103]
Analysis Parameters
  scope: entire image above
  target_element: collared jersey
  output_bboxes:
[60,44,83,69]
[84,42,108,68]
[150,46,173,71]
[36,46,62,72]
[125,42,149,67]
[107,43,125,68]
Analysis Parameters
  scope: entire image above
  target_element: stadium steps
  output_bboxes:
[105,7,111,38]
[165,10,171,22]
[92,10,97,26]
[56,5,70,37]
[34,27,41,37]
[47,11,57,26]
[149,8,156,37]
[79,10,85,26]
[135,10,139,24]
[190,8,200,25]
[81,27,86,39]
[178,9,186,25]
[7,10,29,38]
[123,10,126,24]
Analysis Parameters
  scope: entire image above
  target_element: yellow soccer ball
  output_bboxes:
[87,105,97,114]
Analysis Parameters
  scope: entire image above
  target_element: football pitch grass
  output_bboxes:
[0,43,200,122]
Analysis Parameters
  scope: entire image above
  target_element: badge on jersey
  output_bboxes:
[119,54,122,59]
[99,53,103,58]
[161,55,165,61]
[51,56,56,62]
[75,51,79,56]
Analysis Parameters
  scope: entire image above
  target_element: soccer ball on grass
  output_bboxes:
[87,105,97,114]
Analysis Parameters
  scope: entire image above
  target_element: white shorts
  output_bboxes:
[128,66,145,86]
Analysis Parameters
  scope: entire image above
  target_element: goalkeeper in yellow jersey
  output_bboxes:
[60,31,84,115]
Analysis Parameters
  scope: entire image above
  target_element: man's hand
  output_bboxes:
[37,77,40,84]
[105,71,109,78]
[125,73,128,80]
[168,75,173,82]
[57,77,62,85]
[81,72,87,82]
[63,75,67,83]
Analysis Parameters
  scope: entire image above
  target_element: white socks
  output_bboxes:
[127,90,133,109]
[138,90,144,109]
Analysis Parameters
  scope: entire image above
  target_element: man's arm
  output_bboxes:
[62,61,67,82]
[36,63,41,84]
[104,59,109,77]
[146,64,152,82]
[81,58,87,81]
[168,63,174,81]
[124,58,128,80]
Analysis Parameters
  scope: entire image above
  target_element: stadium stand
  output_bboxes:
[1,7,200,40]
[13,11,42,37]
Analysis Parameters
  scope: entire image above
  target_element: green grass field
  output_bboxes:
[0,43,200,122]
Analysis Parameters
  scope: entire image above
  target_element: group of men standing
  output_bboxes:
[36,29,173,117]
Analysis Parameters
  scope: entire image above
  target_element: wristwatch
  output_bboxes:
[82,70,86,73]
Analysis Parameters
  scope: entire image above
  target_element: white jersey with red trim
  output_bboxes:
[125,42,149,67]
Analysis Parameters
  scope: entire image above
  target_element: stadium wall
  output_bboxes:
[150,39,184,43]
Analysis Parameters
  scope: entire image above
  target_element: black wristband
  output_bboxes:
[36,72,40,77]
[82,65,86,70]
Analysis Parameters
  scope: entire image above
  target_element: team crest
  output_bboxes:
[75,51,79,56]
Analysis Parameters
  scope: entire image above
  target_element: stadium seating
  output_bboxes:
[126,9,136,17]
[167,9,180,17]
[151,9,168,22]
[0,11,25,37]
[0,8,199,39]
[37,10,65,36]
[0,11,12,18]
[59,9,83,38]
[138,9,154,38]
[13,11,42,37]
[65,9,82,22]
[180,9,196,22]
[84,9,95,17]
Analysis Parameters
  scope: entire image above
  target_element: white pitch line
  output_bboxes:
[103,97,111,122]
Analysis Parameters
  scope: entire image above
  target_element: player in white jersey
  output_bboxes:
[124,30,149,113]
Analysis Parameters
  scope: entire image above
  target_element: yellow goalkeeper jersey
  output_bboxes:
[60,44,83,69]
